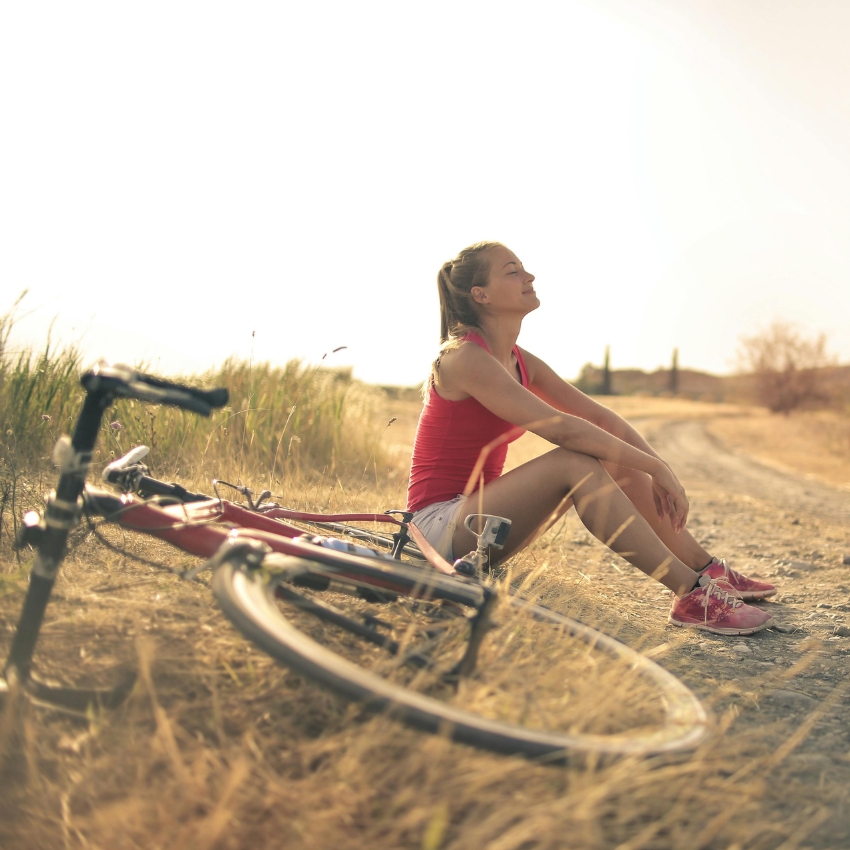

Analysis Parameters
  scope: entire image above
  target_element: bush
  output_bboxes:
[737,322,835,413]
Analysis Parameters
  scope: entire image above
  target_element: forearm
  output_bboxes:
[528,367,666,464]
[594,409,665,463]
[539,415,663,477]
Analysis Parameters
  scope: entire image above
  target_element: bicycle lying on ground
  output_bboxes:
[0,362,709,759]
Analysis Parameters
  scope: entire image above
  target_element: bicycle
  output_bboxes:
[1,362,709,760]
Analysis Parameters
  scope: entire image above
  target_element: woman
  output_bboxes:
[407,241,776,636]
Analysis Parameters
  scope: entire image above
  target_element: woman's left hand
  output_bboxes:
[649,461,689,533]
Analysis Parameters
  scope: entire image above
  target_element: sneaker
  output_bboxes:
[668,578,774,635]
[701,558,777,601]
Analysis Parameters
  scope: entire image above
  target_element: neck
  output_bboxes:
[474,315,522,362]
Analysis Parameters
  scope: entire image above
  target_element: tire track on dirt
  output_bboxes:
[639,418,850,527]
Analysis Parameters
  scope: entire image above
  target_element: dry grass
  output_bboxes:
[0,527,838,850]
[708,409,850,490]
[1,394,847,849]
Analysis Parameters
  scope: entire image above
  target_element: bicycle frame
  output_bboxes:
[84,489,437,597]
[102,447,427,561]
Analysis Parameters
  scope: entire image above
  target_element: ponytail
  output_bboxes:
[436,241,502,344]
[429,241,502,384]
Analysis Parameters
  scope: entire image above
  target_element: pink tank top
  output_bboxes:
[407,332,528,513]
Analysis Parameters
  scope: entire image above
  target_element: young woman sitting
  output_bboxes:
[406,241,776,636]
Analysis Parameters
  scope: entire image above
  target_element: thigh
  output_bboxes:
[453,448,603,562]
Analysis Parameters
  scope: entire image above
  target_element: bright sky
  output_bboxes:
[3,1,849,386]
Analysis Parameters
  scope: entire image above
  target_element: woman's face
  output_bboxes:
[475,245,539,316]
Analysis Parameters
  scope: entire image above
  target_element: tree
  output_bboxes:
[669,348,679,395]
[601,345,612,395]
[737,322,834,413]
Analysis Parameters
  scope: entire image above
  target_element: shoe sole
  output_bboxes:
[667,615,775,636]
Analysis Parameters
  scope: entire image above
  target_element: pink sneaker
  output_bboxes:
[701,558,777,601]
[669,579,774,635]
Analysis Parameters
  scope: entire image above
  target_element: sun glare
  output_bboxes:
[1,1,848,385]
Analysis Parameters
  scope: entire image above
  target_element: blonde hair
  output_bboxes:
[429,241,502,385]
[437,241,502,343]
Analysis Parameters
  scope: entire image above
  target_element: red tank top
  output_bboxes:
[407,332,528,513]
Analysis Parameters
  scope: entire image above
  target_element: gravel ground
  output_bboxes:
[550,415,850,847]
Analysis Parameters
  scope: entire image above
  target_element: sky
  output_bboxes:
[2,1,849,387]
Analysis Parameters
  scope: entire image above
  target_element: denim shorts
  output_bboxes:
[410,495,467,562]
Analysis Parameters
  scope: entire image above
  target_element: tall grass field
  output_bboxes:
[1,302,405,552]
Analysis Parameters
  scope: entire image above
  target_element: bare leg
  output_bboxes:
[454,448,700,596]
[601,462,712,571]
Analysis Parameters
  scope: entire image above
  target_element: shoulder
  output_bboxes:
[435,338,498,400]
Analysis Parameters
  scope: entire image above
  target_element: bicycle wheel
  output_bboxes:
[210,538,708,760]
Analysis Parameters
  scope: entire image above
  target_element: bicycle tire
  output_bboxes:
[211,540,708,760]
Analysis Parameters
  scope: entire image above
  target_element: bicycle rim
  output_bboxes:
[212,549,708,760]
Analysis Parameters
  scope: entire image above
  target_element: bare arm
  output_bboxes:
[521,348,664,459]
[437,344,688,530]
[519,347,689,527]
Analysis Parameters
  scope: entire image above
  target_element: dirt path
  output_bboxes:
[651,417,850,527]
[636,416,850,846]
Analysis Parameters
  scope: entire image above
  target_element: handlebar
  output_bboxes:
[81,362,228,416]
[5,361,229,687]
[103,445,209,503]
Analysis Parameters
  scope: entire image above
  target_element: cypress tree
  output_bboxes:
[601,345,612,395]
[669,347,679,394]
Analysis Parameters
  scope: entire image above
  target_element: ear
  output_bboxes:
[470,286,489,305]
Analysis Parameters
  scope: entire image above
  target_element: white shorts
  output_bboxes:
[410,495,467,562]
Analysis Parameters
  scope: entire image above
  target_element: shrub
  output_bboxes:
[736,322,835,413]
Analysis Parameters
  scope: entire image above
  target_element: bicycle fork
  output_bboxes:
[5,391,108,687]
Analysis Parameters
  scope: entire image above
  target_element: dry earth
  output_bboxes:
[1,397,849,849]
[506,401,850,846]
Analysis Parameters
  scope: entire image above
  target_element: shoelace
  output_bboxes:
[700,578,742,622]
[714,557,743,581]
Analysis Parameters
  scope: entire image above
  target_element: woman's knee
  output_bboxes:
[545,448,609,492]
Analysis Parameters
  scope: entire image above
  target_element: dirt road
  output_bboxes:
[631,416,850,846]
[652,417,850,527]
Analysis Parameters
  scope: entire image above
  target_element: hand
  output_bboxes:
[650,461,689,533]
